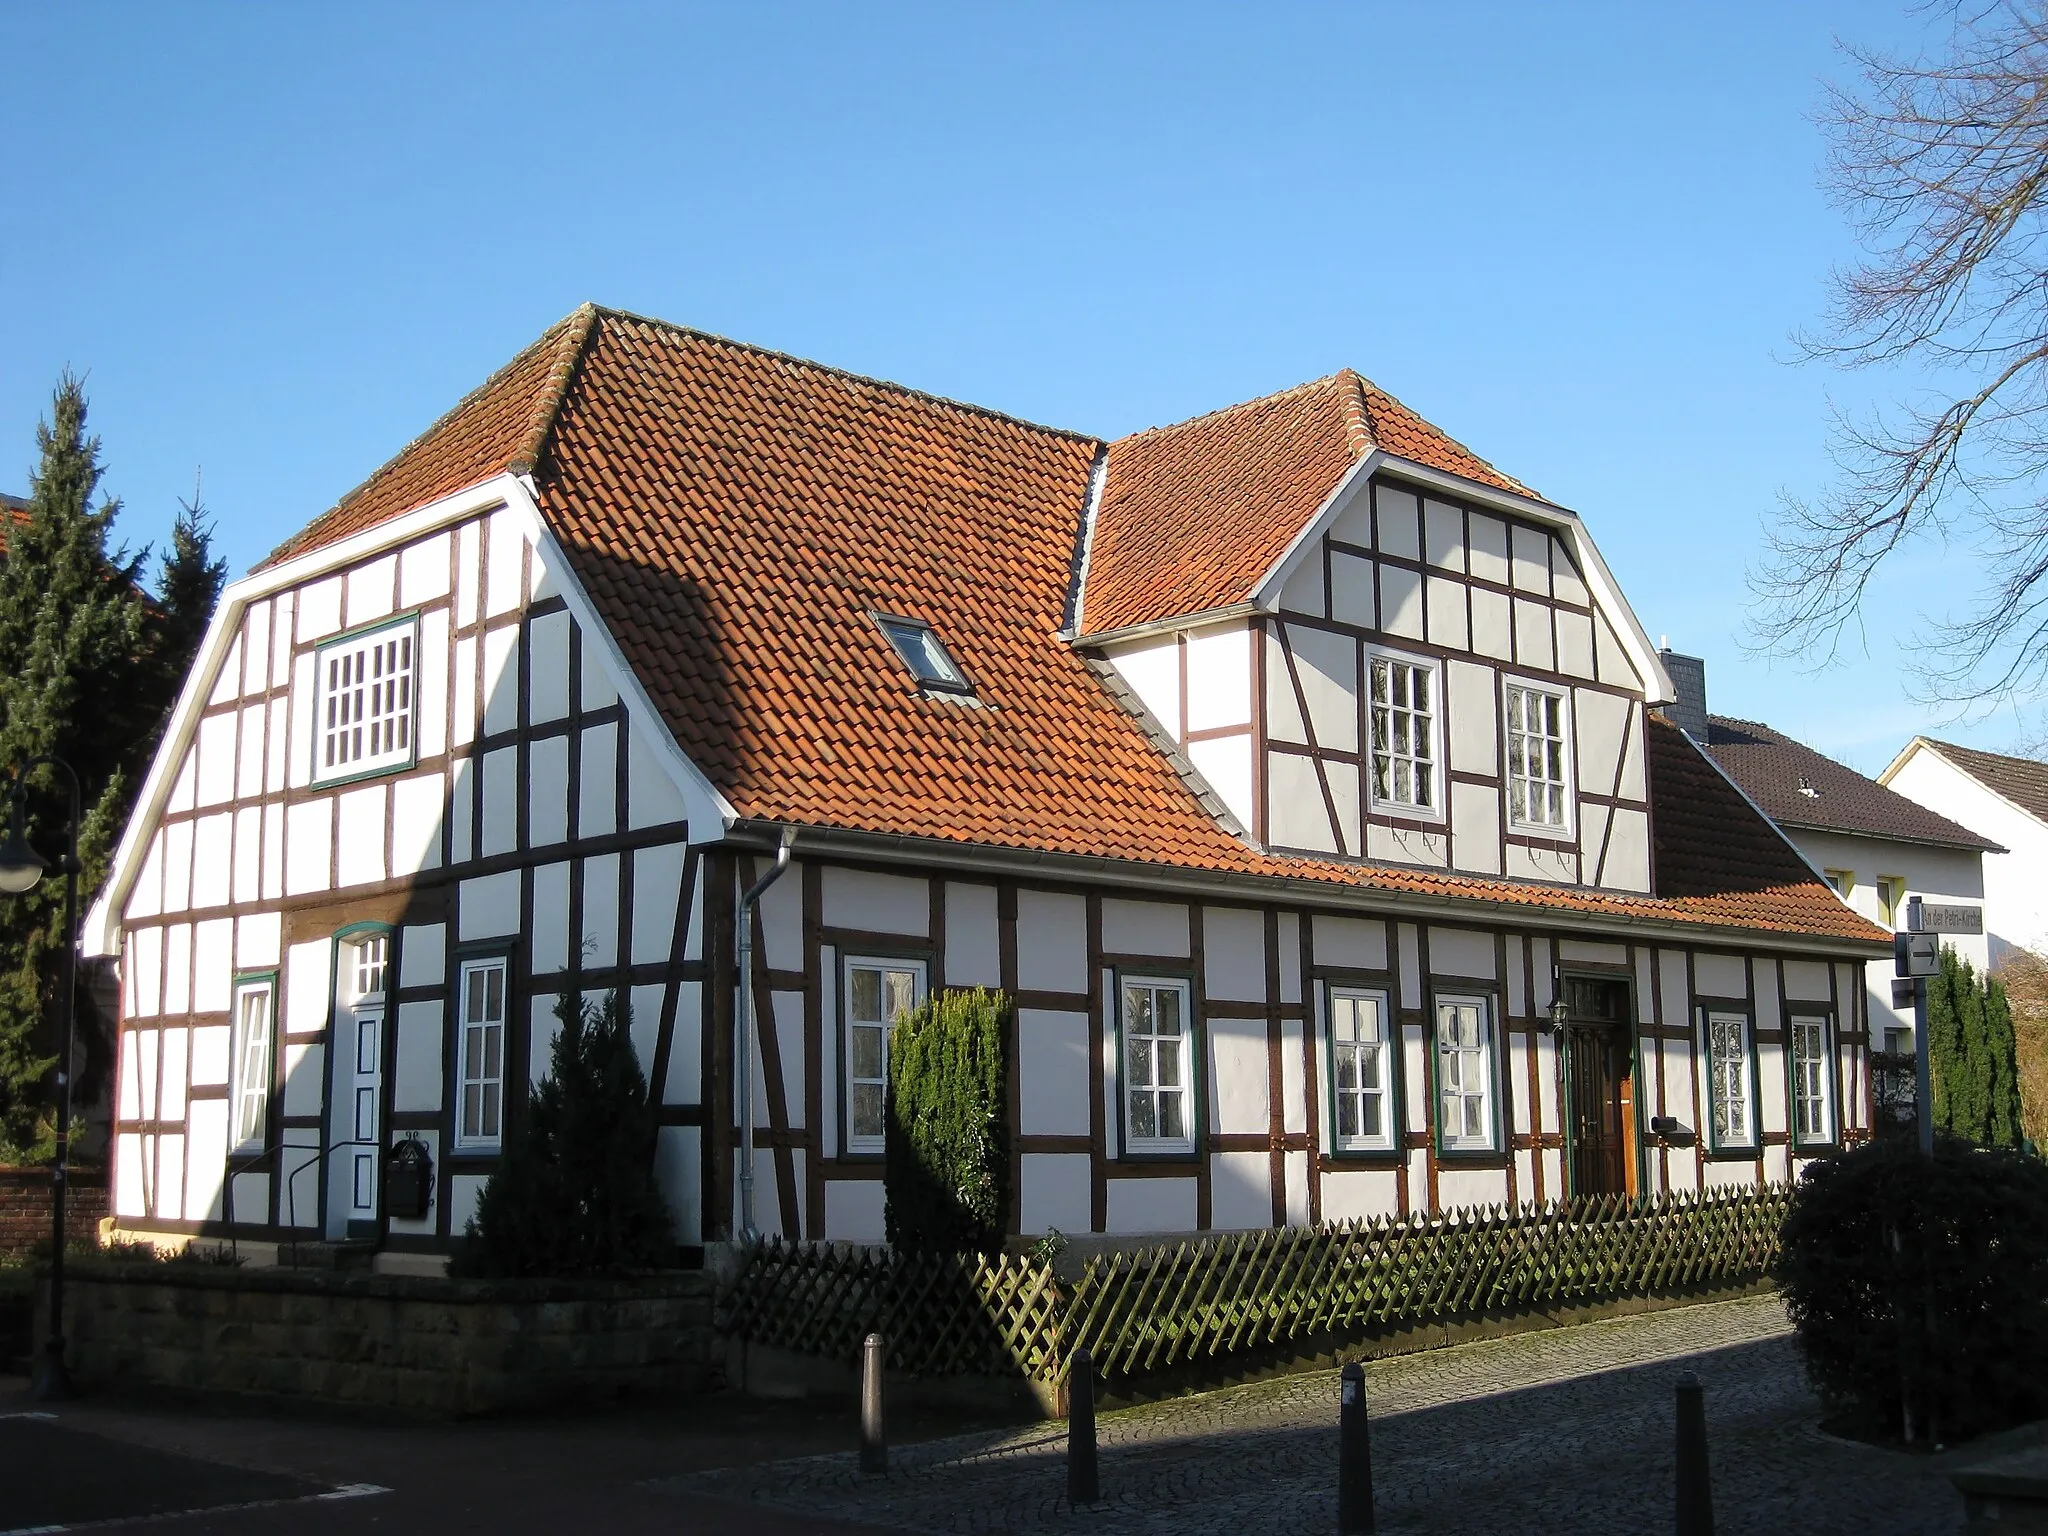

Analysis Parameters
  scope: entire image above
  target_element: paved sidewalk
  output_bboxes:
[665,1295,1966,1535]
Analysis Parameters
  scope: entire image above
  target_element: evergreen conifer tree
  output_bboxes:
[884,988,1010,1254]
[144,495,226,750]
[1928,946,2027,1149]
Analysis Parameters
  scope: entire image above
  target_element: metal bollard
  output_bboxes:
[1067,1346,1099,1505]
[1675,1370,1713,1536]
[1338,1361,1375,1535]
[860,1332,888,1475]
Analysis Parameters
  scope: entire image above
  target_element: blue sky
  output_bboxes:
[0,3,2002,772]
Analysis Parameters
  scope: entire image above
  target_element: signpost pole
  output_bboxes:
[1914,974,1933,1158]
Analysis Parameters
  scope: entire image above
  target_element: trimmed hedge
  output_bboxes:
[1929,947,2026,1149]
[1776,1135,2048,1441]
[885,988,1010,1255]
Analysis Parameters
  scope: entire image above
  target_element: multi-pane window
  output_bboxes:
[1328,988,1394,1152]
[1791,1015,1835,1144]
[844,958,924,1154]
[1435,994,1497,1152]
[351,933,389,1003]
[314,619,418,783]
[229,978,274,1151]
[1122,977,1195,1153]
[1369,656,1437,811]
[1705,1010,1755,1150]
[1505,684,1569,829]
[456,958,507,1150]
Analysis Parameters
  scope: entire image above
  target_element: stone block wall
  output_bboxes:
[44,1264,719,1415]
[0,1167,107,1256]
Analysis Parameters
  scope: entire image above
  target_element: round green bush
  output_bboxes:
[1775,1135,2048,1441]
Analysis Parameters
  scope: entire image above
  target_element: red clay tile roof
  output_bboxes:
[1914,739,2048,827]
[0,493,27,555]
[1079,370,1536,636]
[1704,717,1999,852]
[258,306,1883,947]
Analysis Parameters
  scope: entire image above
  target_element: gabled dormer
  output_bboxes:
[1074,371,1672,894]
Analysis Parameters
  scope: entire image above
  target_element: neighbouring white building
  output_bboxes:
[81,306,1888,1268]
[1882,738,2048,969]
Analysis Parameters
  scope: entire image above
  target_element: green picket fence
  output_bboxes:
[718,1183,1790,1388]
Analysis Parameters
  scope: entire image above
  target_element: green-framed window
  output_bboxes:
[1789,1012,1837,1147]
[1324,984,1398,1155]
[1433,992,1501,1154]
[312,614,420,786]
[229,972,278,1153]
[1702,1008,1759,1154]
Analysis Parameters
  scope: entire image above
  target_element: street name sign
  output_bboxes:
[1906,897,1984,935]
[1895,931,1941,978]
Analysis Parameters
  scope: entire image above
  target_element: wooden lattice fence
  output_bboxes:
[719,1183,1790,1389]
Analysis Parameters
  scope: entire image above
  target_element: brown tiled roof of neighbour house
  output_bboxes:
[0,492,28,554]
[1703,717,2001,852]
[1910,739,2048,828]
[250,305,1886,946]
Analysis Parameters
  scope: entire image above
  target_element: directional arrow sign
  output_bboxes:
[1895,931,1941,978]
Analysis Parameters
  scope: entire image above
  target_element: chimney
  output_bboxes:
[1659,647,1708,741]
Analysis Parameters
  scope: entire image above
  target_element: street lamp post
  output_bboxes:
[0,756,83,1401]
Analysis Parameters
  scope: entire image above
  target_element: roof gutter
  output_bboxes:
[722,819,1892,958]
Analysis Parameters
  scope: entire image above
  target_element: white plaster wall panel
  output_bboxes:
[169,750,198,815]
[400,530,452,608]
[1277,912,1302,1003]
[1396,926,1424,1010]
[231,806,262,905]
[391,772,445,874]
[1367,822,1448,868]
[1280,1016,1307,1135]
[135,1031,160,1121]
[1540,1146,1564,1193]
[1330,551,1375,630]
[160,1027,190,1121]
[261,802,285,901]
[297,576,343,643]
[192,920,232,1013]
[155,1134,186,1222]
[1376,486,1421,560]
[1505,936,1528,1018]
[485,509,526,619]
[657,1126,702,1244]
[1102,898,1189,959]
[118,1032,142,1119]
[530,862,571,975]
[1693,952,1746,999]
[129,925,163,1019]
[825,1178,887,1243]
[1616,714,1646,802]
[1203,907,1266,1002]
[684,863,707,965]
[190,1025,230,1088]
[448,1174,487,1237]
[345,555,397,630]
[284,800,331,897]
[1438,1167,1508,1213]
[1380,563,1424,640]
[578,723,618,838]
[1763,1144,1791,1184]
[267,586,295,679]
[236,1168,279,1227]
[1106,1177,1196,1235]
[1320,1168,1399,1223]
[1407,1147,1431,1206]
[1446,661,1497,777]
[1210,1150,1273,1230]
[1429,927,1496,981]
[1535,1029,1560,1133]
[528,610,572,725]
[1556,940,1628,967]
[1016,891,1086,993]
[241,601,271,697]
[1509,526,1551,594]
[1603,809,1651,893]
[1512,598,1554,672]
[1551,543,1589,607]
[1314,915,1388,971]
[265,696,290,793]
[528,735,570,848]
[1280,1150,1308,1224]
[1188,737,1254,832]
[1425,574,1468,651]
[1422,499,1464,570]
[452,519,482,628]
[752,859,805,971]
[161,924,192,1019]
[666,981,703,1103]
[478,747,517,857]
[287,652,317,789]
[821,866,926,937]
[184,1102,228,1221]
[1184,625,1252,732]
[1594,613,1641,690]
[629,984,664,1081]
[234,703,265,801]
[114,1134,145,1218]
[1575,690,1628,798]
[1019,1009,1092,1135]
[1265,635,1309,746]
[769,990,806,1128]
[630,843,687,967]
[1209,1017,1270,1136]
[746,1150,801,1238]
[194,711,235,808]
[416,608,450,761]
[1106,637,1181,739]
[1509,1033,1534,1136]
[1701,1157,1754,1191]
[1507,843,1576,884]
[336,785,388,889]
[1331,484,1374,547]
[1463,512,1507,585]
[481,623,520,739]
[626,725,687,831]
[451,633,478,751]
[579,630,618,709]
[583,853,622,968]
[1290,626,1358,750]
[944,882,1002,987]
[1268,754,1338,853]
[208,638,242,707]
[281,1042,324,1117]
[1018,1155,1091,1235]
[1579,804,1613,886]
[1402,1024,1427,1130]
[530,552,559,601]
[190,812,232,911]
[1555,609,1595,679]
[1515,1148,1536,1199]
[1658,948,1691,1028]
[398,924,446,991]
[458,871,522,941]
[128,835,164,922]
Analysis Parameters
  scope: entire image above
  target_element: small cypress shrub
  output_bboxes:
[884,988,1010,1254]
[1776,1135,2048,1441]
[1928,948,2026,1148]
[451,988,672,1277]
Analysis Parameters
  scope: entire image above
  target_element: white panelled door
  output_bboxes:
[343,936,387,1229]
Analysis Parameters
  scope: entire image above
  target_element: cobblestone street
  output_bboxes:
[664,1295,1966,1534]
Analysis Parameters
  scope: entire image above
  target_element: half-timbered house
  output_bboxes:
[81,306,1889,1266]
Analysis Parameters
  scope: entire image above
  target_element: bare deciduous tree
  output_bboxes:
[1752,2,2048,702]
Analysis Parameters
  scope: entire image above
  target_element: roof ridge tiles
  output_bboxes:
[1108,371,1363,448]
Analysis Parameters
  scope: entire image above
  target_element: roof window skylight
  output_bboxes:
[875,614,971,693]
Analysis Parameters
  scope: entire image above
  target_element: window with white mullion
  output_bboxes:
[1122,977,1195,1153]
[1328,987,1394,1152]
[456,958,507,1150]
[351,933,389,1003]
[229,979,275,1152]
[1791,1014,1835,1144]
[1505,683,1570,830]
[1704,1010,1757,1151]
[1369,654,1437,812]
[314,619,418,783]
[843,957,925,1155]
[1434,994,1498,1152]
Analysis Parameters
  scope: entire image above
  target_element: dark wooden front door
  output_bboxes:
[1563,976,1638,1199]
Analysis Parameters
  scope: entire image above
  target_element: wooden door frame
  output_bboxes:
[1557,967,1644,1200]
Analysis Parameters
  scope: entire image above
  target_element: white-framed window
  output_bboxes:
[1121,975,1195,1154]
[455,957,508,1151]
[313,617,418,784]
[1504,682,1571,830]
[1703,1009,1757,1152]
[1876,876,1906,930]
[1368,652,1439,813]
[1327,986,1395,1153]
[1435,994,1498,1152]
[350,933,389,1003]
[1791,1013,1836,1145]
[842,956,926,1155]
[1823,869,1854,900]
[229,977,275,1152]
